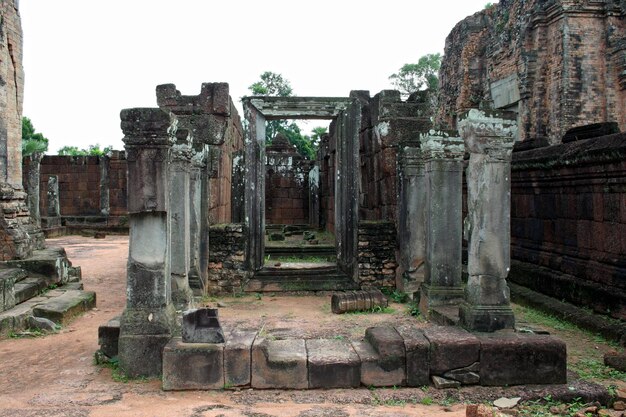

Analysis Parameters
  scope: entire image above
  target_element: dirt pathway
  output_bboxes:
[0,235,467,417]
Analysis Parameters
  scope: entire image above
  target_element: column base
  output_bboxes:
[418,284,465,317]
[118,304,178,378]
[459,303,516,332]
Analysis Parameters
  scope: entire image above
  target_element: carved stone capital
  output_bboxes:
[419,130,465,161]
[399,146,424,177]
[458,109,517,161]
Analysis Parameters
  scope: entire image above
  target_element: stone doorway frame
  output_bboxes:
[241,96,361,281]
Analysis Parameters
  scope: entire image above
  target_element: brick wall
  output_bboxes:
[437,0,626,144]
[265,135,311,225]
[509,133,626,320]
[357,221,398,289]
[107,151,127,216]
[207,223,249,294]
[0,1,24,186]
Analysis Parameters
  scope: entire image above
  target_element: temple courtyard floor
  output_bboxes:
[0,235,623,417]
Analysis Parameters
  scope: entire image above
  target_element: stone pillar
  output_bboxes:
[397,145,425,296]
[418,132,465,315]
[47,175,60,217]
[308,165,320,229]
[458,109,518,332]
[25,152,43,226]
[188,145,206,293]
[99,155,110,216]
[169,130,194,308]
[118,108,177,378]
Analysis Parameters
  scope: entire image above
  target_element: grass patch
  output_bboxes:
[517,396,598,417]
[570,358,626,381]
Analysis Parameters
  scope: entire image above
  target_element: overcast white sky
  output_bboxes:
[20,1,491,152]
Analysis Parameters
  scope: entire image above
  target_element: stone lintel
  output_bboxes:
[243,96,350,120]
[458,109,518,159]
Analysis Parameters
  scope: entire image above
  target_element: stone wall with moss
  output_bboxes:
[357,221,397,289]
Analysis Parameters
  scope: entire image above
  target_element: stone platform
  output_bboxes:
[158,325,566,391]
[0,246,95,336]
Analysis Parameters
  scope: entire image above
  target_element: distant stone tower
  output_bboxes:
[0,0,44,260]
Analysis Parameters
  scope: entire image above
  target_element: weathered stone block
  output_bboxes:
[251,338,308,389]
[31,290,96,325]
[162,337,224,390]
[352,340,404,387]
[364,327,406,374]
[182,308,224,344]
[224,330,257,387]
[126,260,168,309]
[118,333,171,378]
[307,339,360,388]
[423,326,480,375]
[478,333,567,386]
[396,326,430,386]
[98,316,120,359]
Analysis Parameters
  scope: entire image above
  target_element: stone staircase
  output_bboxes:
[244,264,359,292]
[0,246,96,336]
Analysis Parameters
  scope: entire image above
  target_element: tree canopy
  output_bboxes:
[22,117,49,157]
[247,71,326,160]
[57,144,112,156]
[389,53,442,96]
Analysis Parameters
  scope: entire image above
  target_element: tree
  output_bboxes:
[57,144,112,156]
[389,53,442,96]
[21,117,49,157]
[248,71,293,97]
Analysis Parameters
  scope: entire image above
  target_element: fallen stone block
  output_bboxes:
[604,352,626,372]
[251,338,308,389]
[424,326,480,375]
[396,326,430,386]
[32,290,96,324]
[307,339,360,388]
[352,340,405,387]
[443,362,480,385]
[98,316,120,359]
[432,375,460,389]
[224,329,257,387]
[162,337,224,390]
[478,333,567,385]
[28,316,57,332]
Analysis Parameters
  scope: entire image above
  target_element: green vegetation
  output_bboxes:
[517,396,596,417]
[388,53,442,96]
[57,144,112,156]
[571,358,626,381]
[347,305,395,315]
[22,117,49,157]
[247,71,327,159]
[95,354,148,383]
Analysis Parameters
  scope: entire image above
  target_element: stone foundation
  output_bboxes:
[161,324,566,390]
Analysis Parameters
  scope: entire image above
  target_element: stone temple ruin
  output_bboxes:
[2,0,625,392]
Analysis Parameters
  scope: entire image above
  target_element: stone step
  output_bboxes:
[245,277,359,292]
[246,265,359,292]
[4,246,81,286]
[32,290,96,325]
[0,267,28,312]
[13,276,49,305]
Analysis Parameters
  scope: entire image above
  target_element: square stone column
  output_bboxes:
[25,152,44,226]
[418,132,465,315]
[397,145,426,296]
[458,109,518,332]
[169,130,194,308]
[118,108,178,378]
[188,145,207,293]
